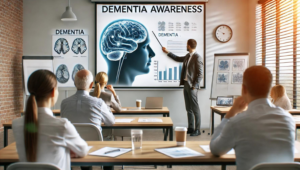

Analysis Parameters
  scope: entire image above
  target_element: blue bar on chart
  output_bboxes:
[157,64,183,81]
[174,67,177,80]
[159,71,162,80]
[164,68,167,80]
[179,63,183,80]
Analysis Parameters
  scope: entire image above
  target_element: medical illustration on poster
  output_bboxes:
[52,35,89,87]
[96,3,205,88]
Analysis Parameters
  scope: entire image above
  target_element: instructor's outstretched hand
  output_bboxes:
[162,47,169,54]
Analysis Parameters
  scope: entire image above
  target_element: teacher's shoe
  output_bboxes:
[187,128,194,134]
[190,129,201,136]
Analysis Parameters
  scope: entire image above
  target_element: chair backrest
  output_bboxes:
[7,162,60,170]
[251,162,300,170]
[73,123,103,141]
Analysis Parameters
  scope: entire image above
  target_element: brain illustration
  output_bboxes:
[54,38,70,54]
[100,20,148,61]
[72,64,85,81]
[72,38,87,54]
[56,64,69,83]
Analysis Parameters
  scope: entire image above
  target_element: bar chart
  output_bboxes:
[154,61,182,82]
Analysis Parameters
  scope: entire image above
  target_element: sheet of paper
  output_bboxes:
[115,119,134,123]
[155,147,204,158]
[200,145,235,155]
[138,118,163,122]
[89,147,132,157]
[88,146,93,150]
[295,148,299,154]
[293,117,300,122]
[121,108,128,111]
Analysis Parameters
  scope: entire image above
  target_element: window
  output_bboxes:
[256,0,300,108]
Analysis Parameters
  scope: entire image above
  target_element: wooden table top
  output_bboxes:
[210,106,231,114]
[1,141,300,163]
[114,107,169,113]
[104,117,173,127]
[3,117,173,128]
[211,106,300,115]
[23,107,170,114]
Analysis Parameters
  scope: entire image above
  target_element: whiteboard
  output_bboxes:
[210,53,249,99]
[23,56,54,95]
[96,3,205,88]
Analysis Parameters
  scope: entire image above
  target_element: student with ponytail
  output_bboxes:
[92,72,122,112]
[12,70,88,170]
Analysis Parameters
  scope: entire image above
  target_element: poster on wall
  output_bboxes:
[23,56,54,95]
[52,35,89,87]
[210,53,249,99]
[96,2,206,88]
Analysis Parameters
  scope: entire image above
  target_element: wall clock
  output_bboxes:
[215,25,233,43]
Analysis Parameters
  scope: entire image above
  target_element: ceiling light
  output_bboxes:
[61,0,77,21]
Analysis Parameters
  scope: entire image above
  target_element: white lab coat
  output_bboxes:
[12,107,89,170]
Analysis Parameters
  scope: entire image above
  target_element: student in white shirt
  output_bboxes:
[12,70,88,170]
[92,72,122,112]
[270,84,292,110]
[210,66,295,170]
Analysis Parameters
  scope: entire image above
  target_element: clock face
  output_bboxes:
[215,25,232,43]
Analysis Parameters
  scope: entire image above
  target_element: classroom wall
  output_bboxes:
[0,0,23,137]
[249,0,258,66]
[23,0,252,129]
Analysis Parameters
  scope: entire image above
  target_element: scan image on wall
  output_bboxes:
[96,3,205,88]
[52,35,89,87]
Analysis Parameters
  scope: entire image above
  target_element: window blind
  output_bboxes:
[256,0,299,108]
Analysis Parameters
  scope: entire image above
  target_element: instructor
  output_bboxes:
[162,39,203,136]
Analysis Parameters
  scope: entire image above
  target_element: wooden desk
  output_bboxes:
[3,117,173,147]
[1,141,300,170]
[289,109,300,115]
[210,106,300,135]
[22,107,170,117]
[293,116,300,129]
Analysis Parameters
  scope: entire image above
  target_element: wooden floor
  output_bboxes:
[3,128,299,170]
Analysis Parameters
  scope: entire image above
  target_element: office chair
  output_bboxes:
[7,162,60,170]
[73,123,103,141]
[73,123,103,170]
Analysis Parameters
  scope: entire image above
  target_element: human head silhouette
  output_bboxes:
[100,19,155,85]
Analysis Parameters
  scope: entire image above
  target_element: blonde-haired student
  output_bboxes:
[270,85,292,110]
[12,70,88,170]
[92,72,122,112]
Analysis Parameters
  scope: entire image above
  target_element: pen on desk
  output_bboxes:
[105,149,121,154]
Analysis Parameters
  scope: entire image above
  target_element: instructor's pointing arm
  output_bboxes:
[163,47,185,62]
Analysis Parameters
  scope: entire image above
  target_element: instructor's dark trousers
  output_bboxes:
[183,81,201,130]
